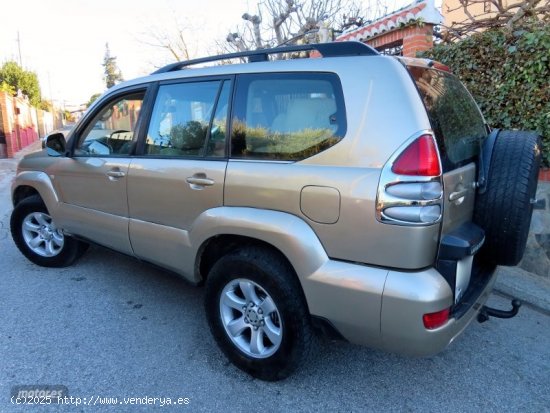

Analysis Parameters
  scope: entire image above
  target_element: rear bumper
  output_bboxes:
[303,259,497,356]
[380,264,496,356]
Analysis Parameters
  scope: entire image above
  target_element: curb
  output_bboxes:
[494,266,550,314]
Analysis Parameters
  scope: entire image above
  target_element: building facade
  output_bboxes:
[336,0,444,57]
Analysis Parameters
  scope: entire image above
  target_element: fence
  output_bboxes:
[0,91,54,158]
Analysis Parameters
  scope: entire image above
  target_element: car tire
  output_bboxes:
[474,130,541,266]
[204,246,312,381]
[10,195,88,267]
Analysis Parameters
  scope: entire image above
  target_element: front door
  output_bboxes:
[51,90,146,254]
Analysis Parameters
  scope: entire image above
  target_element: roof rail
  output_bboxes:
[152,41,379,74]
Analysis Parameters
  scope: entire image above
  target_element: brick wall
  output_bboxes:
[364,24,435,57]
[402,26,434,57]
[0,91,16,158]
[0,91,41,157]
[367,30,405,49]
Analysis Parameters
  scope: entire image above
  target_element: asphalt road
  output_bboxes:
[1,162,549,413]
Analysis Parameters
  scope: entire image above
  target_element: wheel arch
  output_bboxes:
[191,207,329,304]
[12,171,59,215]
[12,185,40,207]
[197,234,294,282]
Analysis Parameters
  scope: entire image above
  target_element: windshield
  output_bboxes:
[407,65,487,171]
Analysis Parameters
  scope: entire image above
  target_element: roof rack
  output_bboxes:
[152,41,379,74]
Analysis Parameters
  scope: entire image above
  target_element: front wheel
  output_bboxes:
[204,247,312,381]
[11,195,88,267]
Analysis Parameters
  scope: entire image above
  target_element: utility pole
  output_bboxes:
[16,31,23,67]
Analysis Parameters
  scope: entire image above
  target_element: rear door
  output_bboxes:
[406,65,487,234]
[407,64,488,302]
[126,78,231,276]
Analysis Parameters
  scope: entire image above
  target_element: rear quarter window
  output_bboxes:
[231,72,346,161]
[408,66,487,171]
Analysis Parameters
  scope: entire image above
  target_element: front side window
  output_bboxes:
[76,92,144,156]
[145,80,229,157]
[231,73,346,161]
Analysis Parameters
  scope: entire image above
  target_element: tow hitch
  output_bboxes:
[477,299,521,323]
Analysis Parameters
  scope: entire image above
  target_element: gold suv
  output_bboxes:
[11,42,541,380]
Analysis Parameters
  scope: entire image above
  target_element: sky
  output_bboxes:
[1,0,414,107]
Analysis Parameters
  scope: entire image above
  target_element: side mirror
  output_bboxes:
[45,132,67,156]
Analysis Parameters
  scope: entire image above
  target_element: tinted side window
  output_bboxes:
[76,92,144,156]
[408,66,487,170]
[145,80,228,157]
[231,73,346,161]
[206,81,231,157]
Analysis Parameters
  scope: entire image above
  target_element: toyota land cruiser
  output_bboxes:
[10,42,541,380]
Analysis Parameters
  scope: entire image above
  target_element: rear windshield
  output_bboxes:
[407,65,487,171]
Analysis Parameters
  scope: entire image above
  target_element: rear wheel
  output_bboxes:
[204,247,312,381]
[11,195,88,267]
[474,130,541,266]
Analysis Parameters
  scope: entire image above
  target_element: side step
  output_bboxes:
[477,299,521,323]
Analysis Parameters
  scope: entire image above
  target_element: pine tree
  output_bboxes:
[102,43,123,89]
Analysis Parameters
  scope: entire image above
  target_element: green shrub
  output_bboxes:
[422,21,550,165]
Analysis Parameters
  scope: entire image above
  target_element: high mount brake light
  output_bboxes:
[432,62,452,73]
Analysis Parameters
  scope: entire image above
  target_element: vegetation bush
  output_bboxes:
[0,61,42,106]
[422,20,550,165]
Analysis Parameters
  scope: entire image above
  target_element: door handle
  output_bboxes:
[449,188,469,202]
[186,175,214,187]
[107,170,126,178]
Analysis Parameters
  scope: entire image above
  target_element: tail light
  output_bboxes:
[376,133,443,226]
[423,308,450,329]
[391,135,441,176]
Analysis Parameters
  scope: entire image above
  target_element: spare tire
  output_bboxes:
[474,130,541,266]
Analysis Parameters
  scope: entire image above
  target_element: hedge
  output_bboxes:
[422,21,550,166]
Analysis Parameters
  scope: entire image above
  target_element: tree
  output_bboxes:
[137,0,385,65]
[63,110,76,123]
[0,61,42,106]
[38,100,53,111]
[441,0,549,41]
[102,43,124,88]
[139,17,194,62]
[224,0,383,52]
[87,92,102,108]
